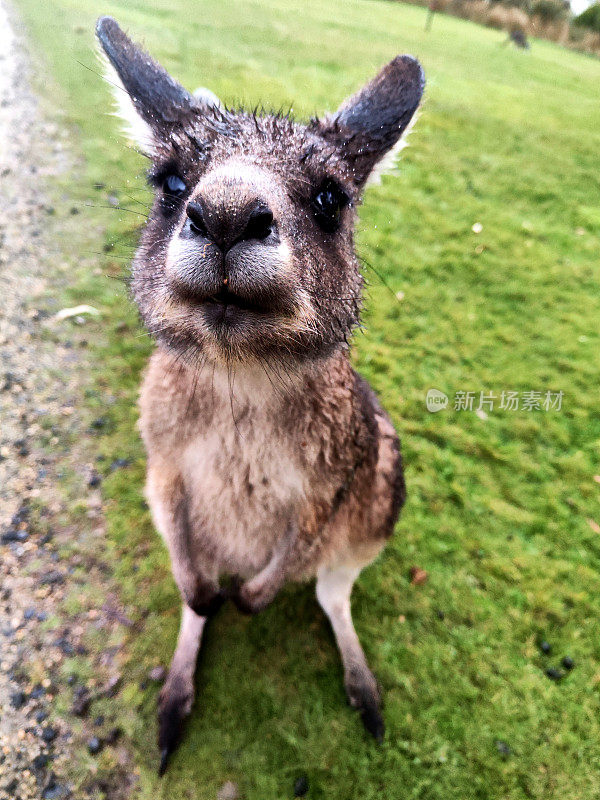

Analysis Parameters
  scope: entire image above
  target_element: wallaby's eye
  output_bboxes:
[164,174,187,197]
[311,180,349,234]
[159,173,188,216]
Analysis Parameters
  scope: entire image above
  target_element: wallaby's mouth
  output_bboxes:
[204,288,272,316]
[198,287,283,329]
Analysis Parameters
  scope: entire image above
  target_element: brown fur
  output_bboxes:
[140,348,404,582]
[95,15,423,770]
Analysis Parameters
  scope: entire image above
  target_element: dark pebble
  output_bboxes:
[56,638,74,655]
[545,667,564,682]
[42,780,66,800]
[87,472,102,488]
[30,684,45,700]
[293,775,309,797]
[105,727,122,745]
[67,674,77,686]
[562,656,575,670]
[94,715,105,727]
[495,740,511,758]
[87,736,102,755]
[436,609,445,620]
[41,726,57,743]
[90,416,107,430]
[11,505,29,526]
[24,607,37,620]
[32,753,49,770]
[41,570,64,586]
[539,640,551,654]
[70,207,80,215]
[14,438,29,456]
[37,611,48,622]
[1,371,15,391]
[1,528,29,544]
[109,457,131,471]
[71,687,91,717]
[10,690,27,709]
[36,710,48,724]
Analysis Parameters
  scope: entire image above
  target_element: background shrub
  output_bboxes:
[575,1,600,32]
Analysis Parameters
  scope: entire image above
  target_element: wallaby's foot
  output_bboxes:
[157,605,206,775]
[345,666,385,743]
[157,680,193,775]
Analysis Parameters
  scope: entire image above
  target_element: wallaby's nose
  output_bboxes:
[185,199,274,251]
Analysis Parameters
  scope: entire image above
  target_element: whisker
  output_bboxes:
[82,202,149,219]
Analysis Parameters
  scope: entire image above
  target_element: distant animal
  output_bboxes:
[504,28,530,48]
[96,16,424,775]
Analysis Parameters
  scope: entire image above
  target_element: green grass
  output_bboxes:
[14,0,600,797]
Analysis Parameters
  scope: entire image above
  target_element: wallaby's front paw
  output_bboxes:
[345,667,385,744]
[157,683,194,776]
[186,584,227,618]
[228,577,275,615]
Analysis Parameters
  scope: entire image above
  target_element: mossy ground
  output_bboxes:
[13,0,600,797]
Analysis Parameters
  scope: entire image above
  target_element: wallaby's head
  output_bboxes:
[96,16,424,368]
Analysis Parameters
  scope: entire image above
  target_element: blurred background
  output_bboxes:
[0,0,599,799]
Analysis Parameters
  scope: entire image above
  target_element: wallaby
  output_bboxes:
[96,16,424,775]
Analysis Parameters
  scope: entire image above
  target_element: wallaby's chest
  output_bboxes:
[180,388,309,575]
[139,352,355,577]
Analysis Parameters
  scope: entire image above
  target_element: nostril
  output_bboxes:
[186,201,208,237]
[241,207,274,242]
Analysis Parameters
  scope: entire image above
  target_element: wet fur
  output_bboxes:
[95,14,423,772]
[140,349,404,583]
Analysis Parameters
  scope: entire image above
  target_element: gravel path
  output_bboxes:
[0,4,133,798]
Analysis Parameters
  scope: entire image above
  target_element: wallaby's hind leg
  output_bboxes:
[158,605,206,776]
[316,564,384,743]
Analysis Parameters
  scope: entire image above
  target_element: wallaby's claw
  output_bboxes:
[158,747,170,777]
[157,691,191,776]
[360,700,385,744]
[345,668,384,743]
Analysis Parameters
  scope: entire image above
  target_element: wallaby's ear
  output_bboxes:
[96,16,196,154]
[315,56,425,187]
